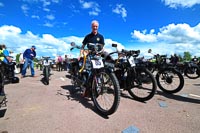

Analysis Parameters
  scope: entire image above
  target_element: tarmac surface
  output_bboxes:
[0,68,200,133]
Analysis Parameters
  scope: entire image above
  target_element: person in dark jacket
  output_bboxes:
[21,46,36,78]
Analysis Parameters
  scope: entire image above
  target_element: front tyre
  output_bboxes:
[128,68,157,102]
[156,68,184,94]
[43,67,49,85]
[184,66,200,79]
[91,71,120,116]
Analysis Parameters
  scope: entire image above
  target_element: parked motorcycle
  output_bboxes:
[2,56,19,84]
[41,56,52,85]
[175,61,200,79]
[107,44,157,102]
[70,42,120,116]
[147,49,184,94]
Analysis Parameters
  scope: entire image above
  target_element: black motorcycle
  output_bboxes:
[41,56,52,85]
[175,61,200,79]
[147,49,184,94]
[2,56,19,84]
[107,44,157,102]
[70,42,120,116]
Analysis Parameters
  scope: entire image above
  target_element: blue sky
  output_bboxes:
[0,0,200,59]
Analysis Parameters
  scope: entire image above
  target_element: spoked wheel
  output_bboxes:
[91,71,120,116]
[127,68,157,102]
[184,66,200,79]
[156,68,184,94]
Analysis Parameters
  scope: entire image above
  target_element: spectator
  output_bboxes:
[170,54,179,65]
[57,55,63,71]
[21,46,36,78]
[1,44,12,63]
[191,56,199,63]
[19,52,24,73]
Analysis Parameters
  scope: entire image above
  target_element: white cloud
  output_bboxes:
[131,29,157,43]
[31,15,40,19]
[46,14,55,20]
[112,4,127,21]
[21,4,29,16]
[131,23,200,56]
[0,25,123,58]
[43,22,54,27]
[162,0,200,8]
[0,2,4,7]
[79,0,101,16]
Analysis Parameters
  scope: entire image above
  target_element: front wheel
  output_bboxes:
[43,67,49,85]
[184,66,200,79]
[156,68,184,94]
[91,71,120,116]
[127,68,157,102]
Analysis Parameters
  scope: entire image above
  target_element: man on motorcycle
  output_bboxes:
[79,20,105,97]
[81,20,105,54]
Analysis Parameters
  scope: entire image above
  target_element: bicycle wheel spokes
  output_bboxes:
[157,69,184,93]
[91,70,121,116]
[128,69,157,101]
[93,73,115,111]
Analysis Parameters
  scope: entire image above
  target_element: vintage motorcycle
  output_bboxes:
[147,49,184,94]
[174,61,200,79]
[107,44,157,102]
[70,42,120,116]
[41,56,52,85]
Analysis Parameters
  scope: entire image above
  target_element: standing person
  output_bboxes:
[81,20,105,51]
[21,46,36,78]
[19,52,24,73]
[57,55,63,71]
[2,44,12,63]
[80,20,105,97]
[191,56,199,64]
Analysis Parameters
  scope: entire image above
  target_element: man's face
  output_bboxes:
[92,22,99,33]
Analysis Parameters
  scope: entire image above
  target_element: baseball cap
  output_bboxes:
[32,45,36,49]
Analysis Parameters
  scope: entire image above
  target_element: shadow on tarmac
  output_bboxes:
[156,90,200,104]
[59,85,109,119]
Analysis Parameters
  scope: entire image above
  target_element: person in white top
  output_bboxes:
[19,53,24,73]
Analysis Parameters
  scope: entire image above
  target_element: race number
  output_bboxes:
[128,56,136,67]
[91,59,104,69]
[43,60,50,66]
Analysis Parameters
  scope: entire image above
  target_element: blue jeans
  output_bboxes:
[22,58,35,76]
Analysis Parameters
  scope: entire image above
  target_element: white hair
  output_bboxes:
[91,20,99,26]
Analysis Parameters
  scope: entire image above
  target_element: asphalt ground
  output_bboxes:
[0,68,199,133]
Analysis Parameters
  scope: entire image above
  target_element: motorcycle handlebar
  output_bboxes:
[121,49,140,56]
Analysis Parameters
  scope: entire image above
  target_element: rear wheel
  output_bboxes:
[91,71,120,116]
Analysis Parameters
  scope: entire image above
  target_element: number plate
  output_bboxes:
[91,59,104,69]
[43,60,50,66]
[128,56,136,67]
